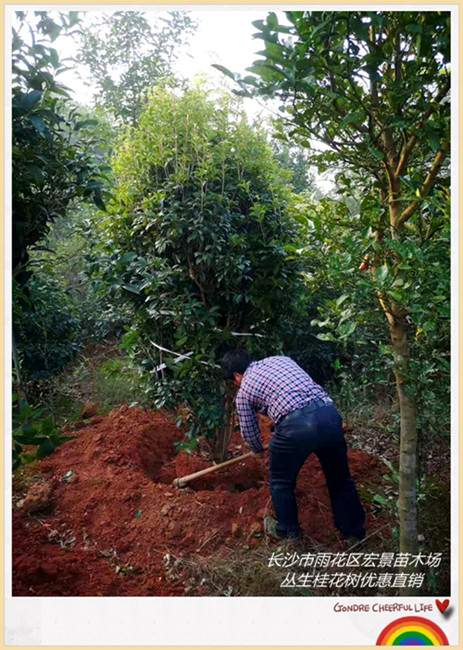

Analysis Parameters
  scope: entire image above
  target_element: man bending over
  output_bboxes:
[221,350,365,542]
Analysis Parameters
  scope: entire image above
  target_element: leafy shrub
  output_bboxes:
[12,11,112,390]
[297,190,450,440]
[13,275,82,380]
[102,84,306,458]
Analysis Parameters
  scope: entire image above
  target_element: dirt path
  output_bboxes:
[13,406,388,596]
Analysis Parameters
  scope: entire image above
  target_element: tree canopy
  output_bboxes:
[78,11,196,123]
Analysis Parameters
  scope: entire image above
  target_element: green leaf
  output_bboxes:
[375,264,389,286]
[211,64,237,81]
[338,320,357,338]
[341,110,364,127]
[93,190,106,211]
[405,23,423,34]
[246,62,288,83]
[14,431,41,445]
[387,290,404,303]
[369,147,384,161]
[336,294,349,307]
[69,12,80,27]
[36,438,56,459]
[29,115,47,136]
[74,119,99,130]
[316,332,335,342]
[122,284,141,295]
[27,165,44,183]
[266,12,278,29]
[22,90,42,112]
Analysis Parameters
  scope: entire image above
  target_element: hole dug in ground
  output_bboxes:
[155,450,266,492]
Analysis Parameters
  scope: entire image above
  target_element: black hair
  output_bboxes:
[220,349,253,380]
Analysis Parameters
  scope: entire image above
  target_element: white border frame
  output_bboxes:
[4,4,460,646]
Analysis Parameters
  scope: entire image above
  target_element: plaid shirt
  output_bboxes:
[235,356,331,453]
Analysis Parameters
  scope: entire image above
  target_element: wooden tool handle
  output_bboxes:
[173,447,267,488]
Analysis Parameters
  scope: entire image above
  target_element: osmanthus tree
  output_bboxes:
[216,11,451,553]
[298,190,450,440]
[101,84,305,460]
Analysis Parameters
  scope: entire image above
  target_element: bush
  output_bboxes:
[296,190,450,442]
[102,84,306,458]
[13,274,82,380]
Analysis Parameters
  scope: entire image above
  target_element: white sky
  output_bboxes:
[57,9,278,119]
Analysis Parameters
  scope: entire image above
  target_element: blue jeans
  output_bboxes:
[269,400,366,539]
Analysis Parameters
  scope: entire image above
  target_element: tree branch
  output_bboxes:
[396,144,449,227]
[187,259,208,306]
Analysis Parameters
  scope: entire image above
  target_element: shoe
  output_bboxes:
[355,527,366,540]
[264,516,301,541]
[341,528,366,549]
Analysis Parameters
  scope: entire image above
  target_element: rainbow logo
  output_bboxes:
[376,616,448,645]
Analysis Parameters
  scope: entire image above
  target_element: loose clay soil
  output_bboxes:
[13,406,389,596]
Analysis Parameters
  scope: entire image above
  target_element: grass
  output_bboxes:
[164,542,314,596]
[40,341,149,426]
[164,524,408,597]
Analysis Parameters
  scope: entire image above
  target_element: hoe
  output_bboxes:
[173,422,348,488]
[173,446,268,488]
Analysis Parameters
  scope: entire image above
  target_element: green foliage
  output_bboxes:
[296,189,450,437]
[292,194,393,392]
[13,394,70,469]
[77,10,196,123]
[12,12,116,389]
[95,357,149,412]
[221,12,450,553]
[272,141,318,195]
[12,11,109,279]
[13,194,136,383]
[31,345,148,429]
[33,201,133,341]
[13,274,82,380]
[103,85,304,455]
[226,10,450,176]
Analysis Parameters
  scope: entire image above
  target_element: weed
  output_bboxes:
[13,395,72,469]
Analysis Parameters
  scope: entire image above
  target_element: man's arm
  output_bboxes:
[235,390,264,454]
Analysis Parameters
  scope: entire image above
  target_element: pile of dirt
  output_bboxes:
[13,405,387,596]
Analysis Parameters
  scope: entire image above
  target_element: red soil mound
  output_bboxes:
[13,406,386,596]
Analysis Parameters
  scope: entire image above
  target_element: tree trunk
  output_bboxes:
[12,330,28,403]
[388,316,418,555]
[213,384,236,463]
